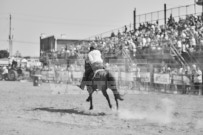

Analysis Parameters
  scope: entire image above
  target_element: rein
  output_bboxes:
[92,69,105,79]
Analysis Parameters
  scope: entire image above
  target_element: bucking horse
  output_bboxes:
[84,67,124,110]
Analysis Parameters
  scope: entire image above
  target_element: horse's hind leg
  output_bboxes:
[86,86,93,102]
[102,89,112,109]
[114,97,119,110]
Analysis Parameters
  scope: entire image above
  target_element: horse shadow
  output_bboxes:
[32,107,106,116]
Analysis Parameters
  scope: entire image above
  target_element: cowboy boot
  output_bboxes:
[77,81,85,90]
[77,84,85,90]
[115,94,124,101]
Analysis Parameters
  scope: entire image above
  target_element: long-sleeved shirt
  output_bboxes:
[2,68,8,75]
[88,50,103,64]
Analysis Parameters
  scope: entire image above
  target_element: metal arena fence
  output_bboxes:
[87,3,203,40]
[36,63,202,95]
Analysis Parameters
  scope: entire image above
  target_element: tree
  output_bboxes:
[0,50,9,58]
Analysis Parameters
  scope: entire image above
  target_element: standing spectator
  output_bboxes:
[179,67,184,74]
[135,65,141,91]
[117,31,122,39]
[124,25,127,33]
[199,34,203,51]
[193,66,202,94]
[189,35,196,50]
[128,39,136,56]
[184,66,192,93]
[185,66,192,75]
[177,37,182,53]
[142,35,147,48]
[12,59,18,69]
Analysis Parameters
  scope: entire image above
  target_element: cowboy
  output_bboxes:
[78,44,104,90]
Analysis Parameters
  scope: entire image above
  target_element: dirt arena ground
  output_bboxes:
[0,81,203,135]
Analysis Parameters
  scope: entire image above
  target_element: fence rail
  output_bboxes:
[87,3,203,40]
[36,69,202,95]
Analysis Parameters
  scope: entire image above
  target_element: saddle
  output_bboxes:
[92,68,106,79]
[91,62,105,79]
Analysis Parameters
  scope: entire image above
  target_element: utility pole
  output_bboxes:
[133,8,136,31]
[196,0,203,21]
[9,14,13,57]
[196,0,203,95]
[164,4,167,25]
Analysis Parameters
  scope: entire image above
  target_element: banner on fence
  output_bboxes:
[140,72,150,82]
[126,72,134,81]
[110,71,119,80]
[172,74,191,85]
[57,71,71,82]
[41,71,48,81]
[154,73,170,84]
[72,71,83,79]
[120,72,134,81]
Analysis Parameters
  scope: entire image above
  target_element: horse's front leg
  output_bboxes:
[89,93,93,110]
[86,96,90,102]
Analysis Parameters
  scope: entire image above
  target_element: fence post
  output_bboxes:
[194,1,197,14]
[200,70,203,95]
[178,7,180,18]
[181,74,184,94]
[145,14,147,22]
[134,8,136,31]
[157,11,159,20]
[164,4,167,25]
[150,64,153,91]
[186,5,189,16]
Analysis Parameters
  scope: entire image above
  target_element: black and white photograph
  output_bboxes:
[0,0,203,134]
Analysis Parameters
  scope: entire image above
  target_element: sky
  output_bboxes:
[0,0,200,57]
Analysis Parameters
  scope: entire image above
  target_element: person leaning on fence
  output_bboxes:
[77,44,104,90]
[193,66,202,93]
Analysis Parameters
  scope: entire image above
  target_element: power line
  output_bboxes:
[13,40,39,44]
[12,12,77,21]
[2,13,127,40]
[0,39,39,45]
[0,12,118,27]
[0,39,8,42]
[11,12,116,24]
[0,16,8,20]
[0,13,9,16]
[13,16,116,27]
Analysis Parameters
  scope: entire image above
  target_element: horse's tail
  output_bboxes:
[106,71,124,101]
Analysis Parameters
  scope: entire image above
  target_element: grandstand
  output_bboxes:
[82,3,203,68]
[76,2,203,95]
[35,2,202,95]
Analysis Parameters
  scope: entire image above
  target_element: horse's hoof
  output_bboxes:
[77,85,84,90]
[116,95,124,101]
[89,107,93,110]
[86,97,90,102]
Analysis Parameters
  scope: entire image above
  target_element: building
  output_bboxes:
[40,35,90,56]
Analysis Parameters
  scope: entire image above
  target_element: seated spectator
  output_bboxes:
[2,66,8,80]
